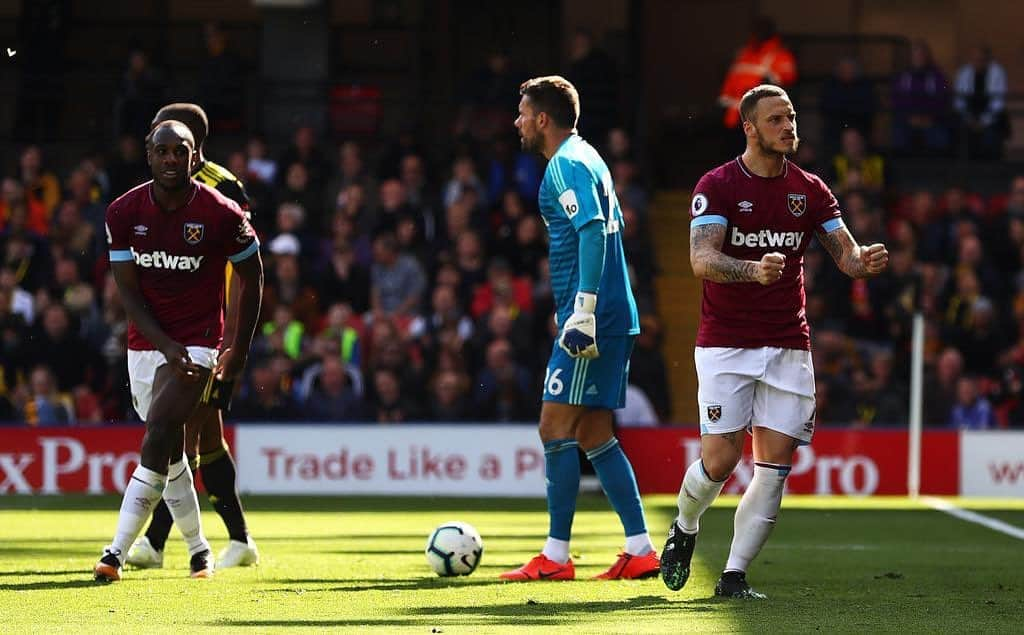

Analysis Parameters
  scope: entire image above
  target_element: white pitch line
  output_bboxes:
[923,497,1024,541]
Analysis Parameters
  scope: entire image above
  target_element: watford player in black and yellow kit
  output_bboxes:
[127,103,260,570]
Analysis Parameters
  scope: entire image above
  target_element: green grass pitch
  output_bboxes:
[1,494,1022,633]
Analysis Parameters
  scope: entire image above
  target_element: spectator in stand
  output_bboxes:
[819,56,878,155]
[718,17,797,130]
[371,367,420,423]
[400,154,439,243]
[277,163,325,232]
[412,283,475,354]
[924,347,964,426]
[246,134,278,185]
[66,167,107,256]
[326,141,376,221]
[1,177,49,236]
[474,338,534,421]
[613,158,649,214]
[830,129,886,198]
[114,48,164,139]
[22,365,74,426]
[511,214,546,281]
[455,48,521,143]
[953,45,1009,160]
[616,384,659,427]
[566,28,620,147]
[302,355,365,422]
[262,234,321,331]
[25,303,102,394]
[949,375,995,429]
[629,314,671,422]
[443,156,485,211]
[470,257,533,320]
[891,40,951,155]
[319,242,371,314]
[19,145,61,219]
[947,296,1006,376]
[426,369,474,422]
[1,265,34,325]
[369,232,426,321]
[849,348,907,426]
[277,125,331,195]
[197,21,245,133]
[373,178,419,236]
[454,230,488,298]
[232,355,300,422]
[485,136,543,206]
[50,202,97,269]
[606,127,634,163]
[107,134,149,197]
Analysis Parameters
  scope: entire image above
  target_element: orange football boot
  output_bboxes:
[499,554,575,581]
[593,551,660,580]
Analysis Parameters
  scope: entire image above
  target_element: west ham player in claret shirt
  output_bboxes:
[94,121,263,582]
[659,85,888,598]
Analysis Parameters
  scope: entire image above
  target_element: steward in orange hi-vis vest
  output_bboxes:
[718,25,797,128]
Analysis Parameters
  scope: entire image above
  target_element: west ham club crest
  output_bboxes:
[787,193,807,217]
[707,404,722,423]
[183,222,204,245]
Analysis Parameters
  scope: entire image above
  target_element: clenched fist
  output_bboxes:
[859,243,888,275]
[756,252,786,285]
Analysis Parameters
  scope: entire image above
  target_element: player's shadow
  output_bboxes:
[0,578,109,591]
[270,577,505,593]
[406,595,719,620]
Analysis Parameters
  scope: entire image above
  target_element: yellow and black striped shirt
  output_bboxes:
[192,160,252,302]
[193,160,250,217]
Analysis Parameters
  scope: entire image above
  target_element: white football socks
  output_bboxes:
[624,532,654,556]
[676,459,727,534]
[163,456,211,556]
[542,537,571,564]
[110,465,167,562]
[724,462,790,573]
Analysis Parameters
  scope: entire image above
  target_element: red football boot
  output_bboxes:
[499,553,575,581]
[593,551,660,580]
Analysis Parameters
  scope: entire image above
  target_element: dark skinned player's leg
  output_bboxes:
[195,402,256,566]
[144,365,214,573]
[139,409,202,557]
[99,364,210,579]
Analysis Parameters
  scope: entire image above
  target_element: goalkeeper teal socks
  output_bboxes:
[544,438,580,541]
[587,437,647,537]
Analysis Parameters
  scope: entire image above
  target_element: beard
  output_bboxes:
[520,131,542,154]
[755,129,799,156]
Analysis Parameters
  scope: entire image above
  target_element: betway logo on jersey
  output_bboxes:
[131,248,204,271]
[730,227,804,251]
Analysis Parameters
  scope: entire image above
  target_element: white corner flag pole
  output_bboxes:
[907,312,925,499]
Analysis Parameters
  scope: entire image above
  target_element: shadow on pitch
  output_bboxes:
[0,577,110,591]
[267,577,505,593]
[407,595,719,618]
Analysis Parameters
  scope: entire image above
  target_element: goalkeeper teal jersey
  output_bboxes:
[538,134,639,336]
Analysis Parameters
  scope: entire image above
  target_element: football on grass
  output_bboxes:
[425,521,483,576]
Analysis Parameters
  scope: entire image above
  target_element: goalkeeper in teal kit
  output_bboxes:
[500,75,658,581]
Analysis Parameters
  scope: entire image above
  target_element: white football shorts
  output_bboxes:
[695,346,816,444]
[127,346,218,421]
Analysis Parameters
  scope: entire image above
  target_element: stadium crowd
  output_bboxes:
[3,27,1024,430]
[0,101,669,427]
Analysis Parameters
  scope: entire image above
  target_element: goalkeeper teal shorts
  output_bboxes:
[542,335,635,410]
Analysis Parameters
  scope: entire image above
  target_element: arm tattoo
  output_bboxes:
[690,224,759,283]
[817,227,870,278]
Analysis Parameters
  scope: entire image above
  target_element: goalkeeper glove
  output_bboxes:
[559,292,599,359]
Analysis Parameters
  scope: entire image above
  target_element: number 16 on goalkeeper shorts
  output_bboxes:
[544,335,633,409]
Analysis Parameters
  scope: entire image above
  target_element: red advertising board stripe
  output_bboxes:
[0,425,237,495]
[1,425,957,496]
[618,428,960,496]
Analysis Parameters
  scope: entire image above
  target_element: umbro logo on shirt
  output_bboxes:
[738,200,753,213]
